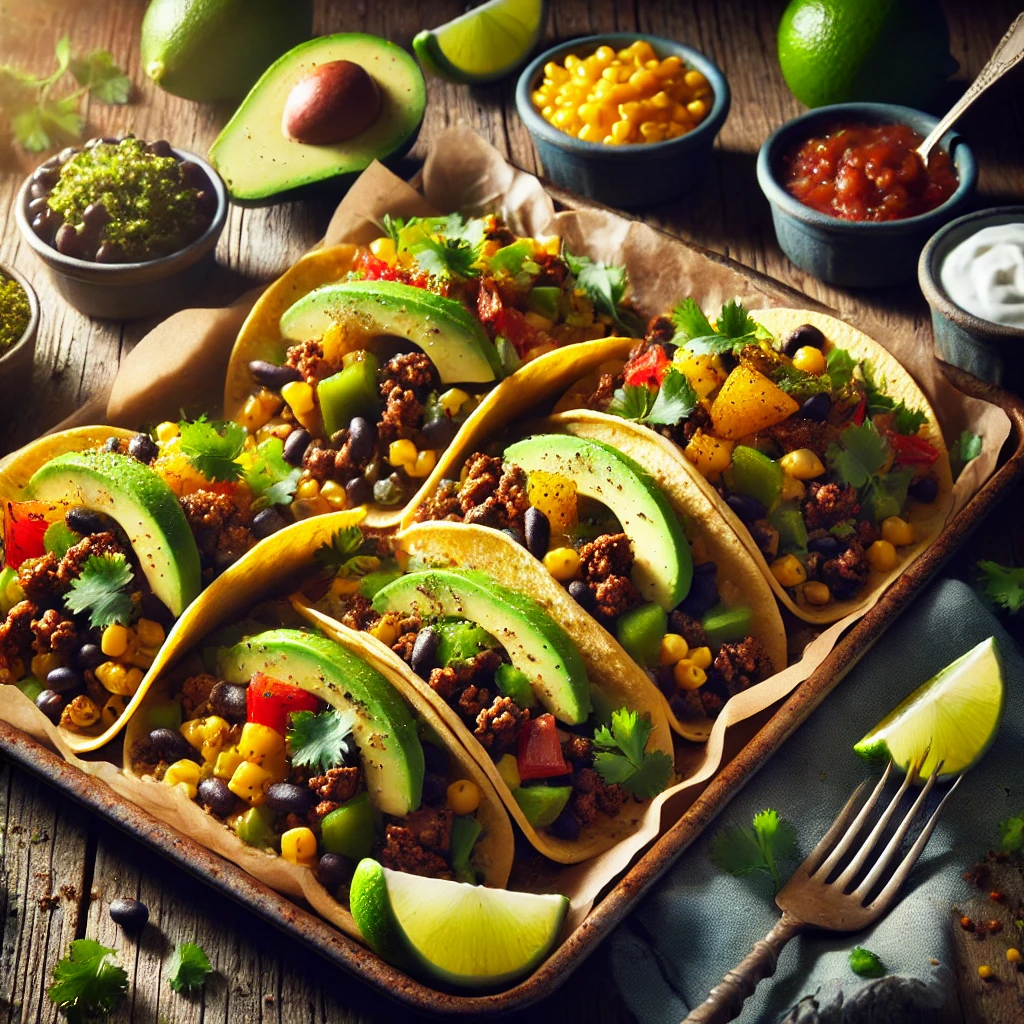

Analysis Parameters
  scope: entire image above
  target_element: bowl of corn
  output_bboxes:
[515,33,730,209]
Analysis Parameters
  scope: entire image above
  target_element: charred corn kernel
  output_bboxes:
[659,633,689,665]
[447,779,481,815]
[238,721,285,761]
[978,965,993,979]
[803,581,832,606]
[181,715,230,760]
[295,477,320,500]
[320,479,348,510]
[406,449,437,479]
[439,388,469,417]
[388,438,417,467]
[779,473,806,502]
[281,380,314,416]
[1006,948,1021,963]
[496,753,521,790]
[771,554,807,588]
[100,694,127,729]
[101,623,129,657]
[164,759,201,789]
[674,660,707,690]
[31,652,61,680]
[155,421,179,442]
[62,695,101,730]
[281,827,318,867]
[689,646,713,671]
[881,516,914,547]
[369,617,399,647]
[780,448,825,480]
[330,575,362,597]
[213,745,245,780]
[95,660,130,695]
[228,760,272,805]
[866,539,898,572]
[369,236,396,261]
[135,618,165,648]
[791,346,826,375]
[543,547,581,581]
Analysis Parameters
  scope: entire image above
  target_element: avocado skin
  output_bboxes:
[141,0,314,101]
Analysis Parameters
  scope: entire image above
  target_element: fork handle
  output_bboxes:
[682,911,804,1024]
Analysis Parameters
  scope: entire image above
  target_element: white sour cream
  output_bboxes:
[939,223,1024,329]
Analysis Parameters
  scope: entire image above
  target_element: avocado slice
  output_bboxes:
[209,33,426,200]
[372,569,591,725]
[27,450,202,618]
[217,628,424,816]
[280,280,501,385]
[513,785,572,829]
[503,434,692,609]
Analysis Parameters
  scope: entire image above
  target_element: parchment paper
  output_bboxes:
[0,125,1010,943]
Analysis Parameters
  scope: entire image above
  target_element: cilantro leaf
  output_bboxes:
[951,430,983,478]
[411,235,483,280]
[862,363,927,436]
[177,415,245,482]
[825,422,890,489]
[849,946,886,978]
[606,384,656,422]
[709,808,798,892]
[288,708,358,774]
[646,368,699,425]
[12,106,52,151]
[44,521,79,560]
[861,467,913,525]
[998,811,1024,852]
[166,942,212,993]
[563,249,637,330]
[70,49,131,104]
[593,707,672,799]
[670,297,715,341]
[243,437,300,509]
[64,554,134,629]
[381,213,405,247]
[716,299,757,339]
[671,299,762,355]
[977,561,1024,615]
[771,362,832,400]
[314,527,380,578]
[48,938,128,1021]
[826,347,857,390]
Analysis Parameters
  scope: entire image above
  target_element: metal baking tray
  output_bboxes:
[3,182,1023,1018]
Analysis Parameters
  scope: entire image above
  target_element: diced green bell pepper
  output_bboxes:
[146,700,183,731]
[320,791,374,861]
[450,815,483,884]
[0,566,18,617]
[317,352,380,440]
[527,286,561,320]
[436,618,498,667]
[701,605,754,648]
[234,806,277,851]
[769,502,808,555]
[16,675,43,702]
[727,446,783,510]
[616,603,668,668]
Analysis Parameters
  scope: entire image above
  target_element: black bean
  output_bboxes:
[346,417,376,463]
[422,771,448,807]
[317,853,351,892]
[82,202,110,229]
[252,507,286,539]
[726,493,766,524]
[55,224,87,259]
[95,242,125,264]
[782,323,826,356]
[29,180,49,200]
[148,139,173,157]
[128,433,158,464]
[502,527,526,548]
[35,689,63,722]
[799,393,831,422]
[567,580,593,610]
[46,667,81,693]
[109,897,149,930]
[345,476,373,507]
[695,560,718,576]
[103,436,122,452]
[32,211,60,244]
[57,147,78,164]
[32,165,59,188]
[524,506,551,559]
[410,627,440,678]
[196,777,237,817]
[678,571,719,618]
[76,643,104,670]
[421,416,457,450]
[549,808,581,840]
[66,506,108,536]
[208,681,248,722]
[282,428,311,466]
[421,740,448,776]
[178,160,205,190]
[265,782,314,815]
[27,196,49,217]
[908,476,938,504]
[149,727,199,763]
[807,535,840,556]
[248,359,301,390]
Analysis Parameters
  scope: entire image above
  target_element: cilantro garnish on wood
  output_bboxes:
[288,708,358,773]
[977,561,1024,615]
[951,429,983,477]
[48,938,128,1022]
[64,553,134,629]
[314,527,381,578]
[593,708,673,799]
[177,416,245,482]
[606,367,699,427]
[670,298,767,356]
[166,941,212,993]
[709,808,798,892]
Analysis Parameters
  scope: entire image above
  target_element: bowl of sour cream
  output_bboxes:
[920,206,1024,387]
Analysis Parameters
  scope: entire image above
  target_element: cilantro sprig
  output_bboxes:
[177,416,245,483]
[825,347,857,390]
[606,367,699,427]
[709,808,798,892]
[410,234,484,280]
[288,708,358,774]
[977,561,1024,615]
[314,527,380,578]
[951,429,983,478]
[670,298,768,356]
[563,249,642,333]
[593,708,673,799]
[48,938,128,1022]
[862,363,927,436]
[243,437,301,509]
[64,553,134,629]
[825,421,913,524]
[166,941,212,993]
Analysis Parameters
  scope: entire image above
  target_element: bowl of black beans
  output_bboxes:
[15,136,227,320]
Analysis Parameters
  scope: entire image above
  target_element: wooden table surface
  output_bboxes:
[2,2,1023,1022]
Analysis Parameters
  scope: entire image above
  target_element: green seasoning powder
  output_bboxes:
[47,138,206,262]
[0,274,31,352]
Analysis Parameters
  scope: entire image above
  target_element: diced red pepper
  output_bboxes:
[495,307,539,357]
[477,279,504,325]
[353,250,430,290]
[888,431,940,466]
[3,500,62,569]
[246,673,320,734]
[517,713,569,781]
[623,345,670,387]
[852,396,867,426]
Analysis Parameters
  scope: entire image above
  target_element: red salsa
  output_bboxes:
[782,122,958,222]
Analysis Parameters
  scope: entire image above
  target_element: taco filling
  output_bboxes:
[561,302,945,610]
[235,213,640,514]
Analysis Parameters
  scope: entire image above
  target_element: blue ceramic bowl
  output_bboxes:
[919,206,1024,387]
[756,103,976,288]
[515,33,730,209]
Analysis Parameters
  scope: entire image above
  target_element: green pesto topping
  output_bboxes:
[47,138,207,262]
[0,274,31,352]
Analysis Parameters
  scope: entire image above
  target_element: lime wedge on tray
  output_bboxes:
[413,0,547,84]
[854,637,1004,778]
[350,858,568,987]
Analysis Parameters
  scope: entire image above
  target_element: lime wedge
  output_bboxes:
[413,0,547,84]
[853,637,1004,778]
[350,858,568,987]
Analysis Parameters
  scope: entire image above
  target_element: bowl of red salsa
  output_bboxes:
[756,103,975,287]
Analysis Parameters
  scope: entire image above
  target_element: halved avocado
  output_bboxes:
[209,33,426,201]
[217,628,424,816]
[280,280,501,384]
[503,435,692,609]
[27,450,202,618]
[372,569,591,725]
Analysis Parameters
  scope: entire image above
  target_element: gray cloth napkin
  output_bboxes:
[608,578,1022,1022]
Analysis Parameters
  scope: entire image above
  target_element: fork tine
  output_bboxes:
[799,780,870,876]
[812,762,894,879]
[865,773,963,913]
[850,763,942,902]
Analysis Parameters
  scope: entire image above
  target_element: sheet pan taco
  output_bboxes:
[292,519,676,864]
[553,306,953,623]
[222,214,644,528]
[404,428,787,740]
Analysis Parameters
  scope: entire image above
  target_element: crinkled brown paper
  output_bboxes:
[2,125,1009,941]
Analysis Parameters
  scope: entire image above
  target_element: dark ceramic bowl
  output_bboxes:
[15,147,228,320]
[0,262,39,418]
[515,33,730,209]
[919,206,1024,387]
[756,103,977,288]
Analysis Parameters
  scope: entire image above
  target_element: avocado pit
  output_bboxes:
[282,60,382,145]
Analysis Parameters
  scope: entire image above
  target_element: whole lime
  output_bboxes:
[778,0,957,109]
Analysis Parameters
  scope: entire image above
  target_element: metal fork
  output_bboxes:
[684,762,962,1023]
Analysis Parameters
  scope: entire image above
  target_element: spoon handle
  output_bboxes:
[918,11,1024,163]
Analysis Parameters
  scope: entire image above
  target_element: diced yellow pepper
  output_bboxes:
[213,745,245,780]
[164,759,201,789]
[710,367,801,440]
[281,827,318,867]
[238,721,285,763]
[684,430,734,480]
[228,760,273,805]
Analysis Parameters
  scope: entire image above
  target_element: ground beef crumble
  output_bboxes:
[336,594,379,632]
[710,637,774,697]
[379,352,435,397]
[377,384,423,444]
[820,540,870,598]
[380,824,453,879]
[285,340,334,383]
[474,695,530,752]
[403,806,453,852]
[802,482,860,531]
[181,673,217,717]
[570,767,626,827]
[667,610,708,649]
[579,533,641,619]
[30,609,78,656]
[0,599,38,659]
[179,490,254,570]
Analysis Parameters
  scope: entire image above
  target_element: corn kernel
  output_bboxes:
[780,448,825,480]
[281,826,318,867]
[281,380,315,416]
[214,745,245,780]
[30,652,61,680]
[261,751,289,784]
[578,123,603,143]
[100,694,127,729]
[320,479,348,510]
[295,477,320,500]
[406,449,437,479]
[238,721,285,761]
[977,965,993,980]
[238,393,272,434]
[290,496,331,520]
[543,547,581,581]
[164,759,201,789]
[101,623,129,658]
[689,646,713,671]
[684,69,708,90]
[228,760,273,805]
[803,581,832,606]
[496,753,521,790]
[439,388,469,417]
[866,539,898,573]
[639,121,665,142]
[881,516,914,547]
[791,346,826,376]
[659,633,689,665]
[611,119,634,143]
[771,554,807,588]
[61,695,101,730]
[135,618,165,648]
[779,473,806,502]
[388,438,417,467]
[686,99,708,120]
[447,779,481,815]
[369,617,399,647]
[95,660,137,695]
[1007,948,1021,963]
[674,660,707,690]
[155,421,179,442]
[369,236,396,261]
